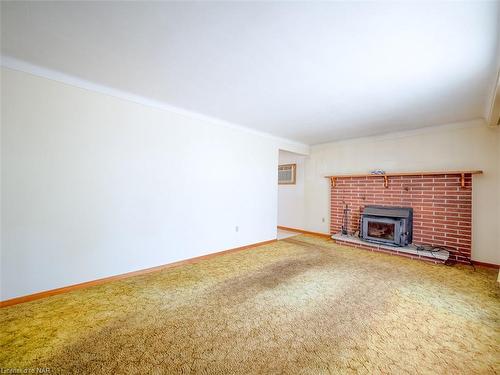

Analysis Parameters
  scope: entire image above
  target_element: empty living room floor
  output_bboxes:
[1,235,499,374]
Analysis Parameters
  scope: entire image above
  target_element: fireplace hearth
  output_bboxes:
[360,206,413,247]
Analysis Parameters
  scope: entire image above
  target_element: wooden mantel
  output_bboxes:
[325,170,483,188]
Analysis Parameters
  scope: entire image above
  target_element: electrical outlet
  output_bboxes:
[235,226,239,232]
[322,217,325,223]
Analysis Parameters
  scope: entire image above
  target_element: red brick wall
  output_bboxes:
[330,174,472,263]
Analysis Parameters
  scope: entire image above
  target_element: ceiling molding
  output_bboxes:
[485,69,500,127]
[0,55,309,150]
[312,118,486,148]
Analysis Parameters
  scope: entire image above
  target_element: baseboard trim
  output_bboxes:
[471,260,500,269]
[277,226,331,238]
[0,238,277,308]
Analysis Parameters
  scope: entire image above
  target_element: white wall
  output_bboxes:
[277,150,306,229]
[303,120,500,264]
[0,67,307,300]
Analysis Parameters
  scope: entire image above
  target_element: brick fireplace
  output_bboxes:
[328,172,482,263]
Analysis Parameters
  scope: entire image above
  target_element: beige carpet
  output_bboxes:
[1,235,499,374]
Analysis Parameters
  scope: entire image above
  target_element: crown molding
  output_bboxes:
[312,118,487,148]
[1,55,309,152]
[485,69,500,128]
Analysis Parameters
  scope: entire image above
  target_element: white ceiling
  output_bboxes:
[1,1,499,144]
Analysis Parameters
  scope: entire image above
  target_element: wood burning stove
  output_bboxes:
[360,206,413,246]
